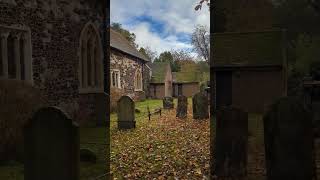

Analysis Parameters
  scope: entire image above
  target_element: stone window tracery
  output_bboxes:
[134,69,143,91]
[111,69,121,89]
[0,25,33,83]
[79,22,104,93]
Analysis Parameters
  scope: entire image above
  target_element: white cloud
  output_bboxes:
[110,0,210,54]
[127,23,193,56]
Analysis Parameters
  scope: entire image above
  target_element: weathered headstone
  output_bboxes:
[176,95,188,118]
[263,97,313,180]
[94,93,109,126]
[117,96,135,129]
[192,92,209,119]
[164,63,173,97]
[163,96,174,109]
[213,106,248,179]
[24,107,80,180]
[312,102,320,137]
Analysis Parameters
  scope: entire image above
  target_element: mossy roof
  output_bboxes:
[213,30,286,67]
[110,29,149,62]
[150,62,170,83]
[151,62,209,83]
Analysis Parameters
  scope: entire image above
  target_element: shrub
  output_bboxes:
[0,79,47,162]
[110,88,125,113]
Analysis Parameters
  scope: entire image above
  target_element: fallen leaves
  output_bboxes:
[110,104,210,179]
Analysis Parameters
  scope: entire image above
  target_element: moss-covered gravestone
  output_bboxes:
[192,92,209,119]
[213,106,248,179]
[176,95,188,119]
[264,97,313,180]
[24,107,80,180]
[163,96,174,109]
[94,93,109,126]
[117,96,135,130]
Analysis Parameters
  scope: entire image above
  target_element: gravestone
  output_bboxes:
[163,96,174,109]
[312,102,320,137]
[24,107,80,180]
[213,106,248,179]
[117,96,135,129]
[192,92,209,119]
[263,97,313,180]
[94,93,109,126]
[176,95,188,118]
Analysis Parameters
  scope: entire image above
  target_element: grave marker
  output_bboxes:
[213,106,248,179]
[117,96,135,129]
[163,96,174,109]
[263,97,313,180]
[24,107,79,180]
[176,95,188,119]
[192,92,209,119]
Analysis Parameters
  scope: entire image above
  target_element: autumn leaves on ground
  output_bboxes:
[110,99,210,179]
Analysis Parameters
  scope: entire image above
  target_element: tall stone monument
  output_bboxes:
[163,63,174,109]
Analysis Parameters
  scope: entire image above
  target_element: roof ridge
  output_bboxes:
[110,28,150,61]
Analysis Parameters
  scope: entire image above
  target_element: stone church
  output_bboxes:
[110,28,150,101]
[0,0,107,125]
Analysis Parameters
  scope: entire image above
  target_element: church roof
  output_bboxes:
[213,30,286,68]
[110,29,149,62]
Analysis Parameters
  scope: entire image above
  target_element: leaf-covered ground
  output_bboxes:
[110,99,210,179]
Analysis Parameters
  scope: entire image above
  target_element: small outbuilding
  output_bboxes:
[212,30,288,113]
[149,62,201,99]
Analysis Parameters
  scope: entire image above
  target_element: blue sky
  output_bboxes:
[110,0,210,57]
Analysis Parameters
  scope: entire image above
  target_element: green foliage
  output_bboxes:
[111,22,137,48]
[157,51,181,72]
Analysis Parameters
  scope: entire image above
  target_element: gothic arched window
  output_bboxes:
[134,69,143,91]
[79,22,104,93]
[0,25,33,83]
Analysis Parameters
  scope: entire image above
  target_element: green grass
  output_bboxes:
[79,127,108,180]
[134,99,164,113]
[0,161,24,180]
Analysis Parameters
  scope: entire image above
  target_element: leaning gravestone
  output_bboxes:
[163,96,174,109]
[24,107,79,180]
[213,106,248,179]
[192,92,209,119]
[263,97,313,180]
[117,96,136,129]
[176,95,188,118]
[94,93,109,126]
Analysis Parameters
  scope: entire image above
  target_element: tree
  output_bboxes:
[195,0,210,11]
[111,22,138,48]
[171,49,195,62]
[272,0,320,74]
[139,46,157,61]
[191,25,210,64]
[157,51,181,72]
